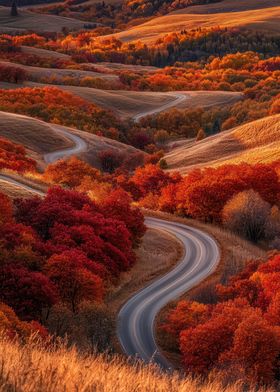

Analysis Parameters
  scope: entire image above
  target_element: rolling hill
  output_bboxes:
[108,0,280,43]
[165,114,280,174]
[2,81,242,119]
[0,6,93,33]
[0,60,119,82]
[0,111,141,169]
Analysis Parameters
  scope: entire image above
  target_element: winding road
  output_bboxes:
[117,217,220,369]
[44,124,87,164]
[0,95,220,369]
[133,93,188,123]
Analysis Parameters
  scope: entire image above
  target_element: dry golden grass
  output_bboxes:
[0,6,88,33]
[165,114,280,174]
[0,335,274,392]
[0,169,47,199]
[109,0,280,43]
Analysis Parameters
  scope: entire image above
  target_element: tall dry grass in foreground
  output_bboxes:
[0,336,274,392]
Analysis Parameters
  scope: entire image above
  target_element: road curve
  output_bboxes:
[117,217,220,369]
[132,93,188,123]
[44,125,87,164]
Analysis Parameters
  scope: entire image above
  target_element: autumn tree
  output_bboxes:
[131,164,171,196]
[219,314,280,384]
[44,157,101,188]
[0,266,58,320]
[222,190,272,242]
[0,192,13,224]
[98,149,124,173]
[45,250,103,312]
[100,188,146,245]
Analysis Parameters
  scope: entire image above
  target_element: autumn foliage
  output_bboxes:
[0,87,119,138]
[0,137,37,173]
[162,253,280,384]
[0,186,145,329]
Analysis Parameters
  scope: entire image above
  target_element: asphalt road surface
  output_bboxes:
[44,124,87,164]
[132,93,188,123]
[117,217,220,369]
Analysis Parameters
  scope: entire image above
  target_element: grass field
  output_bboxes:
[0,6,92,33]
[0,111,72,164]
[6,82,240,119]
[109,0,280,43]
[40,86,242,119]
[165,114,280,174]
[0,111,141,170]
[1,334,275,392]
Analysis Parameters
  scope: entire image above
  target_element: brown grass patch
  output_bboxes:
[0,111,73,169]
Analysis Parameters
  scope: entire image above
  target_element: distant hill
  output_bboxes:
[110,0,280,43]
[0,6,96,33]
[165,114,280,174]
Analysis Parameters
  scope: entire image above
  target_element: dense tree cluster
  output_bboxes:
[0,187,145,324]
[162,252,280,384]
[0,86,120,138]
[0,301,48,340]
[118,161,280,244]
[0,63,27,84]
[29,28,280,67]
[0,137,37,173]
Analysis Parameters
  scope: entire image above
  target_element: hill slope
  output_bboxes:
[0,336,268,392]
[110,0,280,43]
[165,114,280,174]
[0,111,141,169]
[0,6,92,33]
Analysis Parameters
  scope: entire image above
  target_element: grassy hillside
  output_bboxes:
[0,111,71,154]
[110,0,280,43]
[165,114,280,174]
[0,60,119,82]
[0,6,91,33]
[0,335,273,392]
[0,111,141,169]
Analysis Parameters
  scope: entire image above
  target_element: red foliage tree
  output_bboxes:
[100,188,146,245]
[45,250,103,312]
[0,267,57,320]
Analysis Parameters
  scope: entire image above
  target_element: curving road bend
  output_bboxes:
[117,217,220,370]
[44,124,87,164]
[133,93,188,123]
